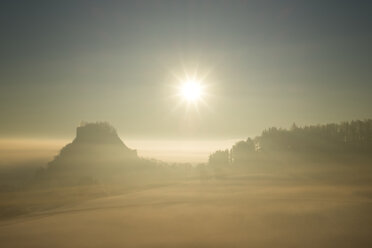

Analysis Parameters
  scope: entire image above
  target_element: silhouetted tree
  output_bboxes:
[220,119,372,166]
[208,150,229,166]
[230,138,255,164]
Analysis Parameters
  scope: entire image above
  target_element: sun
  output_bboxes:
[180,80,203,102]
[171,68,211,110]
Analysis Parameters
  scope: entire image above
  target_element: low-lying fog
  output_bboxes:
[0,138,240,166]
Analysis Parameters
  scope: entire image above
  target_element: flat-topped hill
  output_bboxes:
[43,122,139,183]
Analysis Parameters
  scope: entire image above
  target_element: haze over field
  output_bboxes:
[0,138,239,166]
[1,1,372,248]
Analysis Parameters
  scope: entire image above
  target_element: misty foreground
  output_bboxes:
[1,121,372,247]
[1,164,372,248]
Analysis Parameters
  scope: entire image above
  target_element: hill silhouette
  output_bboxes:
[39,122,140,185]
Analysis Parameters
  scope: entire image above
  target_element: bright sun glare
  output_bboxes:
[180,80,203,102]
[173,69,210,109]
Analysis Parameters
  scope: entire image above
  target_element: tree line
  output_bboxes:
[209,119,372,166]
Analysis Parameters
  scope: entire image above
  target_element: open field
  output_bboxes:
[1,167,372,248]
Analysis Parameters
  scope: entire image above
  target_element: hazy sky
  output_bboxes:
[1,0,372,140]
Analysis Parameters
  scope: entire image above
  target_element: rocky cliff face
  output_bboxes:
[46,122,138,178]
[75,122,127,145]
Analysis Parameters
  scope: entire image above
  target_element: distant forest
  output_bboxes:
[209,119,372,166]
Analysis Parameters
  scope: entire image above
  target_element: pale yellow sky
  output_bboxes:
[125,139,240,164]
